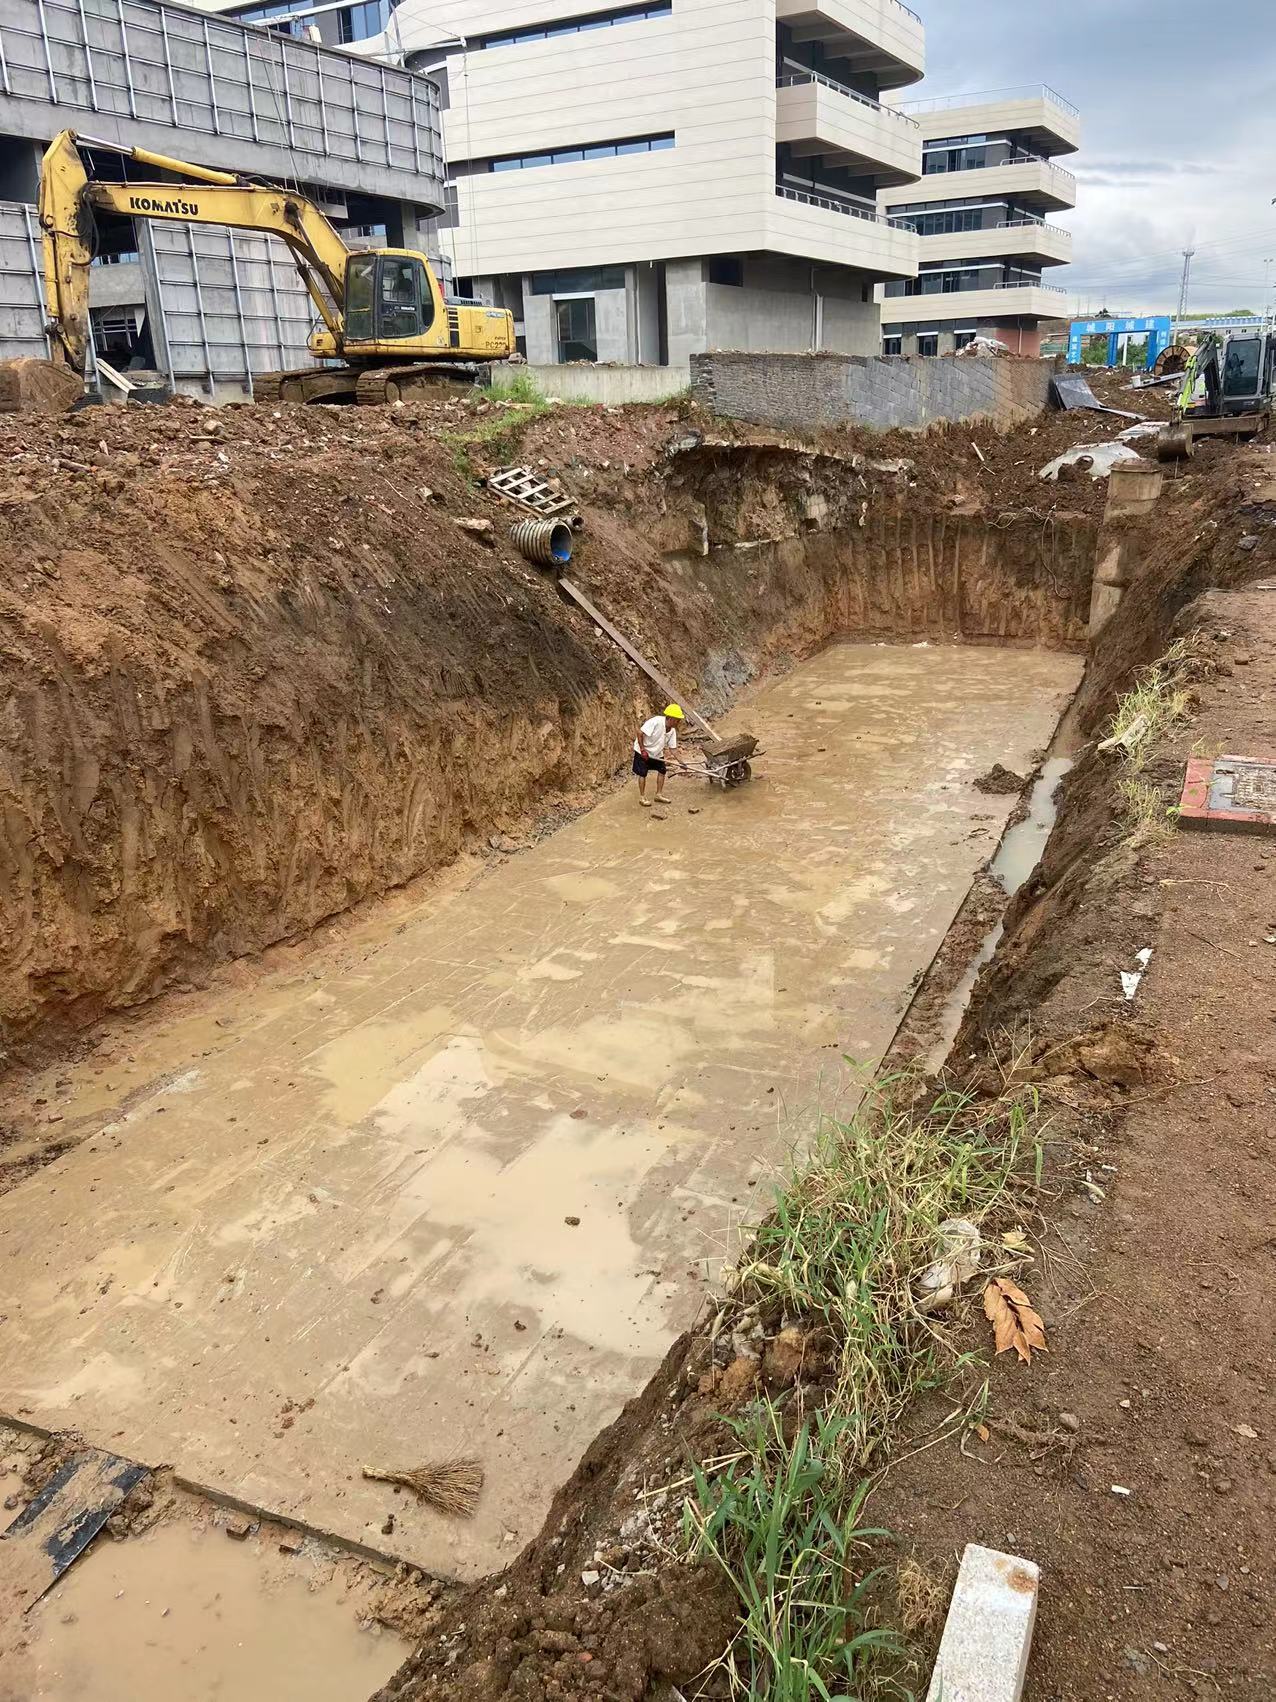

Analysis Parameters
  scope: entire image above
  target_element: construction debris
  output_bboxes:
[1039,442,1145,482]
[487,464,575,519]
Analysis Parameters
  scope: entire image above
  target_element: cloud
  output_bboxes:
[916,0,1276,311]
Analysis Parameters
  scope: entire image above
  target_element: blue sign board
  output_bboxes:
[1067,315,1173,370]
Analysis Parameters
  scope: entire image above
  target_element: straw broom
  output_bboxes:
[361,1458,484,1518]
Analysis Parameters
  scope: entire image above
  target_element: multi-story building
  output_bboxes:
[877,85,1078,356]
[358,0,928,367]
[0,0,445,396]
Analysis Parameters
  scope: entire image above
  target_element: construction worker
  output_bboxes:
[633,704,685,806]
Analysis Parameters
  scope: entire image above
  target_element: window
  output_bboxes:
[954,331,976,351]
[902,207,986,236]
[917,334,939,357]
[338,0,387,42]
[556,297,597,363]
[708,256,744,287]
[529,266,626,296]
[883,336,902,357]
[1223,337,1262,399]
[345,253,376,341]
[379,257,422,339]
[237,1,303,35]
[479,2,670,49]
[486,133,673,172]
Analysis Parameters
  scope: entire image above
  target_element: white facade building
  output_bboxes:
[365,0,928,366]
[878,85,1078,356]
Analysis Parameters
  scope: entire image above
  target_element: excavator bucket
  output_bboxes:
[0,357,83,414]
[1156,422,1194,461]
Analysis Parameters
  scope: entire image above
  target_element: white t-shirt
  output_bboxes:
[634,715,677,759]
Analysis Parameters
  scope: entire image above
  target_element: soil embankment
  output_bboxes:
[870,569,1276,1696]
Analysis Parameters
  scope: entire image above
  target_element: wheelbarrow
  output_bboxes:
[683,732,760,789]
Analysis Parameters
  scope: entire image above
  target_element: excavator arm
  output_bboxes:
[39,128,352,373]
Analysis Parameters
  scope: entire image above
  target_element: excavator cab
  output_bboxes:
[342,251,440,344]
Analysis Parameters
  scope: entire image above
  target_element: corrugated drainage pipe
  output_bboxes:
[511,518,573,568]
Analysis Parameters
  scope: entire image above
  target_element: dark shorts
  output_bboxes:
[632,752,666,778]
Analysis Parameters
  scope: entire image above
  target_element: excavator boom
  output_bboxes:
[40,129,348,373]
[36,128,514,400]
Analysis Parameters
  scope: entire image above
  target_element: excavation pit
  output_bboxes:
[0,642,1080,1580]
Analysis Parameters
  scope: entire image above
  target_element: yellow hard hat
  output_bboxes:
[664,703,685,720]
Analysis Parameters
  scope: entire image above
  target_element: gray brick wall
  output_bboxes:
[689,351,1053,434]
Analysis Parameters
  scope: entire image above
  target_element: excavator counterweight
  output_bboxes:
[36,129,514,405]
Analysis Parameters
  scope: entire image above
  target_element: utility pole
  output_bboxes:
[1176,247,1194,323]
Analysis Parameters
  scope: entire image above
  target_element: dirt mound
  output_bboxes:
[973,762,1025,794]
[0,357,82,415]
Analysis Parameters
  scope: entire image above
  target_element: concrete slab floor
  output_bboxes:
[0,643,1082,1581]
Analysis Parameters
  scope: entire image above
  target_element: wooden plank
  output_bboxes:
[557,575,715,738]
[0,1447,148,1612]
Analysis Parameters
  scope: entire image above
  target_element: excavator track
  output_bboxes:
[354,363,488,406]
[254,367,360,406]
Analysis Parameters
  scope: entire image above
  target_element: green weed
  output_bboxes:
[685,1402,907,1702]
[734,1070,1039,1467]
[487,368,544,404]
[683,1070,1043,1699]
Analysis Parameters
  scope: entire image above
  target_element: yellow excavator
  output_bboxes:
[37,129,514,404]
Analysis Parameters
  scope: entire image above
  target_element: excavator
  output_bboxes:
[1156,327,1276,460]
[36,128,515,404]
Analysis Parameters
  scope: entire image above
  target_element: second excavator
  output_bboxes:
[38,128,515,404]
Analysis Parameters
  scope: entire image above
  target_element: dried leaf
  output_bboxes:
[1001,1229,1032,1254]
[983,1276,1048,1364]
[975,1422,990,1443]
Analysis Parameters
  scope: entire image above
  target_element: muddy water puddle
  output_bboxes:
[0,642,1082,1582]
[925,755,1075,1072]
[4,1520,405,1702]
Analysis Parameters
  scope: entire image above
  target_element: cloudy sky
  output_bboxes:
[920,0,1276,315]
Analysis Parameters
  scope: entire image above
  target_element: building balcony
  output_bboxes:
[774,0,924,91]
[769,184,918,279]
[909,217,1072,268]
[898,84,1080,156]
[883,280,1068,325]
[882,155,1077,215]
[776,71,921,187]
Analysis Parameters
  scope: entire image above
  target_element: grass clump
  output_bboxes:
[1096,635,1198,878]
[444,390,554,481]
[684,1070,1043,1700]
[685,1403,904,1702]
[734,1070,1038,1466]
[1100,635,1193,771]
[1114,775,1177,862]
[487,368,544,404]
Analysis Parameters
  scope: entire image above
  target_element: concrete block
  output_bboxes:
[926,1544,1039,1702]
